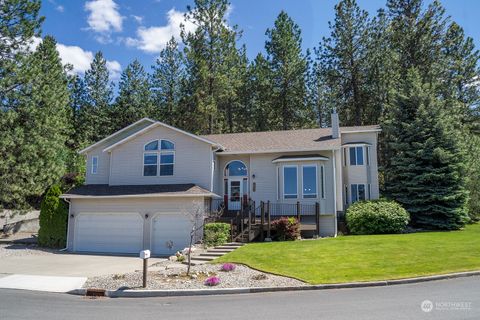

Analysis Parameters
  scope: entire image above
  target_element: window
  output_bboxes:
[143,139,175,176]
[349,146,364,165]
[91,156,98,174]
[224,160,247,177]
[143,153,158,176]
[302,165,317,199]
[283,166,298,199]
[351,184,366,203]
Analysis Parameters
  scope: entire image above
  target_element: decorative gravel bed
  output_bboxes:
[0,244,56,258]
[83,262,306,290]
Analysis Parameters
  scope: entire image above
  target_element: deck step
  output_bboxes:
[207,249,235,253]
[200,252,225,257]
[214,245,241,250]
[191,256,217,261]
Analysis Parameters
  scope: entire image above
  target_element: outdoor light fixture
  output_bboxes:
[145,214,149,219]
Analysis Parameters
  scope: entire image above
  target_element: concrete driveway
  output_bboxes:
[0,244,165,278]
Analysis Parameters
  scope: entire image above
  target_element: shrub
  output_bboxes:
[272,217,300,241]
[204,276,221,286]
[346,200,410,235]
[221,263,236,272]
[38,185,69,248]
[204,222,230,247]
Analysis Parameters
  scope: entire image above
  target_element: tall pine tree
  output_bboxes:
[0,36,70,209]
[151,37,185,127]
[384,69,469,229]
[112,59,152,131]
[265,11,313,130]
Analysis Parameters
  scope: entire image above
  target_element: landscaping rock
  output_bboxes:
[83,262,306,290]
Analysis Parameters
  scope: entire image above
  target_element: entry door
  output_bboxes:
[228,179,243,210]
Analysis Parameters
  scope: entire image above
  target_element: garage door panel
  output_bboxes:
[74,213,144,254]
[151,214,192,256]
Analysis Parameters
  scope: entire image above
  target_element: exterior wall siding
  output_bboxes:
[108,125,213,189]
[85,146,110,184]
[341,132,380,205]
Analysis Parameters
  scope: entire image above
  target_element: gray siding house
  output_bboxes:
[61,113,381,256]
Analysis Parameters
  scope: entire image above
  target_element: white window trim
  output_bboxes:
[320,164,325,199]
[91,156,98,175]
[283,165,298,199]
[142,139,175,177]
[276,166,280,201]
[302,164,318,199]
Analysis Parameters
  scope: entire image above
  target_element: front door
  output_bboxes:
[228,179,243,210]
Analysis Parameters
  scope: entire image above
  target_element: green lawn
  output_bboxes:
[216,223,480,284]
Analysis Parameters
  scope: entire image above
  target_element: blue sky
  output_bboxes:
[39,0,480,81]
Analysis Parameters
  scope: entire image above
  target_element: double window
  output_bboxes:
[345,146,371,166]
[350,184,371,204]
[143,140,175,176]
[282,164,324,200]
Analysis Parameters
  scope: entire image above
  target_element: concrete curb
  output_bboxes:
[71,270,480,298]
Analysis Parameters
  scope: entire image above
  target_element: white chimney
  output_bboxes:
[331,109,340,139]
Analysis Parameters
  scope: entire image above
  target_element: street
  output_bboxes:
[0,276,478,320]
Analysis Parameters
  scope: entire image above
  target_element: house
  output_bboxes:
[61,112,381,256]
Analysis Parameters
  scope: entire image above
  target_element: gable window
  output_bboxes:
[351,184,366,203]
[302,165,317,199]
[143,139,175,176]
[283,166,298,199]
[91,156,98,174]
[349,146,364,166]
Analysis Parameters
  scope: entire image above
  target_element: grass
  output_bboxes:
[215,223,480,284]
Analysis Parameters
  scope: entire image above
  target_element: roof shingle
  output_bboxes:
[202,125,380,154]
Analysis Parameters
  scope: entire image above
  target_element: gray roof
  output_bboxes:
[202,125,380,154]
[61,184,219,199]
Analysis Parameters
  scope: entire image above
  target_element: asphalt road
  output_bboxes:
[0,276,478,320]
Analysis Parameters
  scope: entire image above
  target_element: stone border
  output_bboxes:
[69,270,480,298]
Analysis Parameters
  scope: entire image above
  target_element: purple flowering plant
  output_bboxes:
[204,276,221,286]
[221,263,236,272]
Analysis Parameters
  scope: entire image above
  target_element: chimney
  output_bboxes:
[331,109,340,139]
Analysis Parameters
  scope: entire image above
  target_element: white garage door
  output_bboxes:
[74,213,144,254]
[151,213,192,256]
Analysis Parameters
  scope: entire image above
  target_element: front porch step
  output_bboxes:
[223,242,244,247]
[200,252,225,257]
[214,245,241,250]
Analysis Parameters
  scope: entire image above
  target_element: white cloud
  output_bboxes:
[29,37,121,78]
[131,15,143,24]
[56,5,64,12]
[106,60,122,80]
[85,0,123,43]
[125,8,195,54]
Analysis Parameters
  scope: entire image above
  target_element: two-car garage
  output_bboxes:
[62,184,216,256]
[72,211,194,256]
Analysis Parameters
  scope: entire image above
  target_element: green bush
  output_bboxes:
[38,185,68,248]
[346,200,410,235]
[272,217,300,241]
[204,222,230,247]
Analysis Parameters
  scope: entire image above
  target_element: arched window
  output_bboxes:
[224,160,247,177]
[143,139,175,176]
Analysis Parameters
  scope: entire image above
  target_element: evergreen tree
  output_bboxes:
[384,69,469,229]
[151,37,185,126]
[265,11,313,130]
[80,51,114,143]
[315,0,371,126]
[181,0,243,134]
[0,0,43,100]
[0,36,70,209]
[113,59,152,131]
[248,54,274,131]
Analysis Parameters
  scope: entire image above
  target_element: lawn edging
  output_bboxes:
[71,270,480,298]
